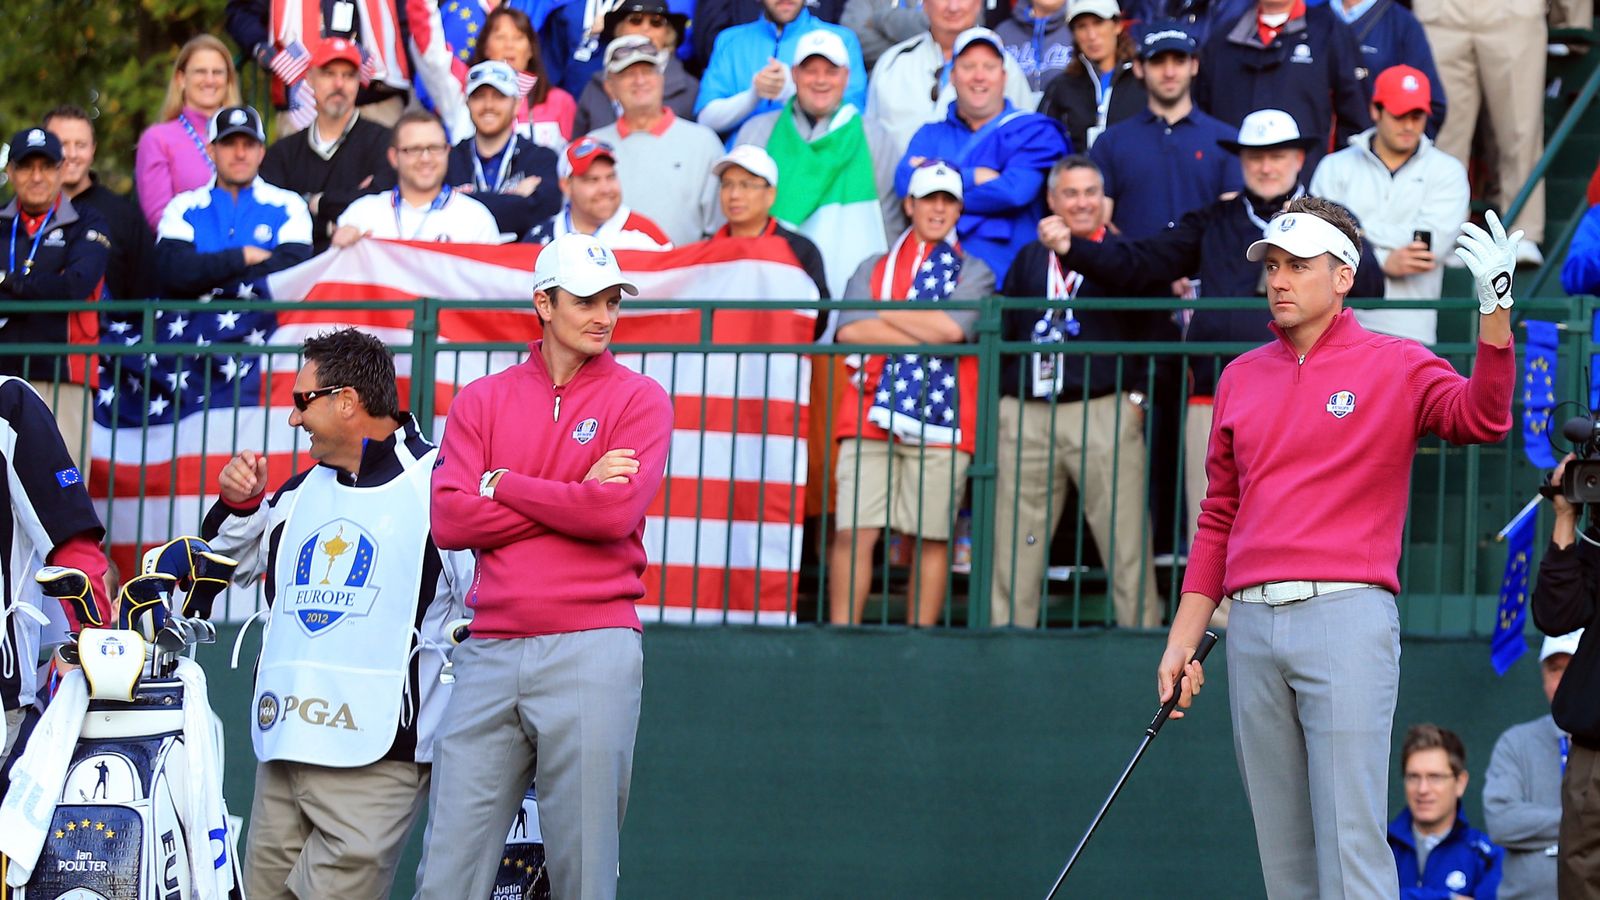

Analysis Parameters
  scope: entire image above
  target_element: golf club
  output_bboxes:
[1043,629,1220,899]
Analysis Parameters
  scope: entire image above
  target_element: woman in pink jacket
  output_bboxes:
[135,34,242,230]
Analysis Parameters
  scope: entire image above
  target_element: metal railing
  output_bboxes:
[8,294,1583,635]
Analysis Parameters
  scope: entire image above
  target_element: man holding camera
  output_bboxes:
[1533,456,1600,898]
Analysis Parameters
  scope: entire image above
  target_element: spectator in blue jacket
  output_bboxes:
[895,27,1071,284]
[1192,0,1370,174]
[1388,723,1505,900]
[1560,204,1600,297]
[1330,0,1446,137]
[695,0,867,141]
[1120,0,1253,46]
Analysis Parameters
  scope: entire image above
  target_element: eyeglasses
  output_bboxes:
[1403,772,1458,788]
[397,144,449,159]
[292,385,347,411]
[624,13,670,27]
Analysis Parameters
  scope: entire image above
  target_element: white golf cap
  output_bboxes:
[907,161,963,201]
[952,26,1006,60]
[712,144,779,187]
[1067,0,1121,21]
[466,60,520,98]
[532,233,639,297]
[1541,629,1584,661]
[1219,108,1319,153]
[792,29,849,67]
[1246,212,1361,272]
[604,34,667,73]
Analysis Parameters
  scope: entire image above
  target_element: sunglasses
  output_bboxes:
[569,138,615,159]
[292,385,347,411]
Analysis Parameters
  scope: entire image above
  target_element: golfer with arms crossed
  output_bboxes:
[1149,198,1518,898]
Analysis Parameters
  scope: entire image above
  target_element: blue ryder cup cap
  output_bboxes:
[7,127,62,165]
[208,106,266,143]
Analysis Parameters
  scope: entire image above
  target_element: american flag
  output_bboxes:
[267,40,312,88]
[90,239,819,625]
[868,241,962,446]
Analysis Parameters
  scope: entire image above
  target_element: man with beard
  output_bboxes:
[445,60,562,239]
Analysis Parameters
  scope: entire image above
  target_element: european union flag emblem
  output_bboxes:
[1491,506,1537,674]
[55,467,81,487]
[1522,320,1559,468]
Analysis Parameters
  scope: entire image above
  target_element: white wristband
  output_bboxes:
[479,468,508,499]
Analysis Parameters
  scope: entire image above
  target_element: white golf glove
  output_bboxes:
[1455,209,1523,315]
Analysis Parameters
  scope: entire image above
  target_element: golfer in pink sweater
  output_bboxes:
[423,233,673,900]
[1155,198,1518,899]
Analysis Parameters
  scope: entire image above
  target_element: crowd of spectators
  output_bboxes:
[0,0,1583,629]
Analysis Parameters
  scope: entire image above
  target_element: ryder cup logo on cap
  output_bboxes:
[1246,211,1361,271]
[208,105,265,143]
[466,60,520,97]
[793,29,849,67]
[604,34,667,74]
[26,129,44,147]
[1326,390,1356,419]
[532,233,640,297]
[908,160,963,201]
[1372,64,1432,116]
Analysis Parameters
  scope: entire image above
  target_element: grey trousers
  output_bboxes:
[1226,587,1400,899]
[416,628,644,900]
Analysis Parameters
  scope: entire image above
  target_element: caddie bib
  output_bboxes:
[252,452,433,766]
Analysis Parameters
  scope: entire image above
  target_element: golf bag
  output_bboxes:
[492,783,549,900]
[0,537,244,900]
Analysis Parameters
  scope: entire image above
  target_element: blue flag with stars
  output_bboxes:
[95,297,270,429]
[1522,320,1559,468]
[1491,506,1537,674]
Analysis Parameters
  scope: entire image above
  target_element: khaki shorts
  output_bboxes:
[833,437,971,540]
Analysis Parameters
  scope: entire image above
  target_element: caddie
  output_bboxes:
[202,327,473,900]
[1156,199,1518,898]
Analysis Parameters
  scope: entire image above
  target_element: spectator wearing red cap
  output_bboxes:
[524,137,673,250]
[332,110,501,246]
[1329,0,1447,137]
[1310,64,1467,346]
[260,38,399,253]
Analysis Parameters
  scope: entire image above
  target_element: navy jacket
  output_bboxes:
[1122,0,1254,45]
[0,195,110,382]
[1193,2,1371,174]
[1343,0,1447,137]
[445,134,562,238]
[1388,808,1504,899]
[1000,239,1174,401]
[1038,61,1147,155]
[1060,188,1385,394]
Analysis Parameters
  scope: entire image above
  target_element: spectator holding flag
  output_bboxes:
[135,35,243,231]
[830,161,993,627]
[895,27,1070,286]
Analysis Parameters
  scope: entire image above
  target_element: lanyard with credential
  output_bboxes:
[392,185,453,240]
[9,206,56,276]
[179,114,218,174]
[471,137,518,194]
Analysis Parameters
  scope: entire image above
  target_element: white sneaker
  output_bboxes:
[1515,238,1545,267]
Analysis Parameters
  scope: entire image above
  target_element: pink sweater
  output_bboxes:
[135,108,217,231]
[431,345,674,637]
[1182,310,1514,601]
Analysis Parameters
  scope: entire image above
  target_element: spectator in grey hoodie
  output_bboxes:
[841,0,931,69]
[995,0,1074,93]
[1483,629,1584,900]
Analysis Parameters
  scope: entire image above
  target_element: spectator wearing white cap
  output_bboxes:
[1310,64,1468,346]
[994,0,1076,94]
[695,0,868,141]
[259,38,399,253]
[895,27,1070,285]
[732,29,897,297]
[589,36,724,246]
[524,137,673,250]
[829,161,994,627]
[1484,629,1584,900]
[865,0,1036,162]
[333,110,501,246]
[1150,195,1517,900]
[1534,456,1600,896]
[423,231,672,900]
[1038,0,1146,151]
[573,0,700,135]
[708,145,830,301]
[444,61,563,241]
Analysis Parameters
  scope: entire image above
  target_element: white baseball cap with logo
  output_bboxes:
[712,144,779,187]
[1247,212,1361,272]
[532,233,639,297]
[466,60,520,97]
[908,162,963,201]
[792,29,849,67]
[1541,629,1584,661]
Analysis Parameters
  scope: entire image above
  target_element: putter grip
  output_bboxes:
[1148,630,1219,737]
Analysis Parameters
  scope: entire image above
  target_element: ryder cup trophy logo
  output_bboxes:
[286,519,382,636]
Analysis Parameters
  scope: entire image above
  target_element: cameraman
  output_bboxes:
[1532,454,1600,897]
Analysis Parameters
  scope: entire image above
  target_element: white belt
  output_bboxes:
[1228,581,1376,606]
